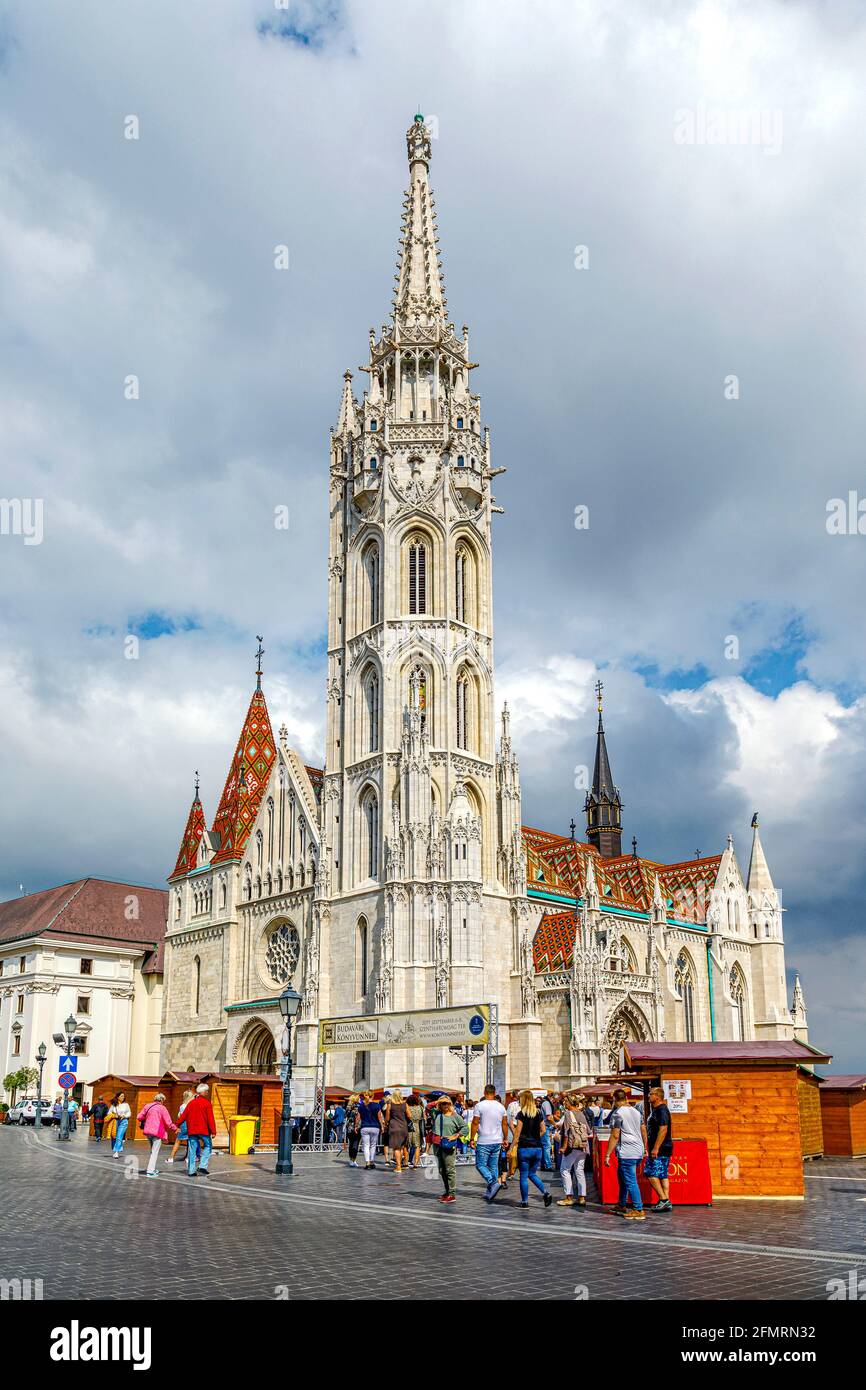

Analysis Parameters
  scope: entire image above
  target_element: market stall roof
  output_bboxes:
[622,1040,832,1067]
[816,1074,866,1091]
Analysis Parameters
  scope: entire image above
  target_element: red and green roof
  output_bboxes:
[211,688,276,866]
[171,796,206,879]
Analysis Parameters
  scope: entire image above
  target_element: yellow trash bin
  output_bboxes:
[229,1115,258,1155]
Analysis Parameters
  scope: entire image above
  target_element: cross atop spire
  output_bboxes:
[255,635,264,691]
[194,769,200,799]
[596,678,604,719]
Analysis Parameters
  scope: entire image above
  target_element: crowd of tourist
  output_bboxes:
[331,1083,675,1213]
[76,1078,675,1214]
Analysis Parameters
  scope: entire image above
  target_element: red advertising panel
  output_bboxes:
[592,1137,712,1206]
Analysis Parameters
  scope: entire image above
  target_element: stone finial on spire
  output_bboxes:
[406,112,432,168]
[791,973,808,1036]
[652,873,665,910]
[392,114,447,327]
[336,369,358,436]
[747,816,775,894]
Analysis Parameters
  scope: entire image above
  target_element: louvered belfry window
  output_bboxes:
[409,538,427,615]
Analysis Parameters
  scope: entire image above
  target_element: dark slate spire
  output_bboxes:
[584,680,623,858]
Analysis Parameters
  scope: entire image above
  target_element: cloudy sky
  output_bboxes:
[2,0,864,1067]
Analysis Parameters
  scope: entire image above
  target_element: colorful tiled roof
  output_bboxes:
[171,796,206,879]
[533,910,579,972]
[211,688,276,866]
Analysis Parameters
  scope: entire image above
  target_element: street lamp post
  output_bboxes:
[58,1015,78,1142]
[34,1042,47,1130]
[275,986,302,1176]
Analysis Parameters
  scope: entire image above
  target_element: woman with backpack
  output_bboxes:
[345,1093,362,1167]
[137,1093,178,1177]
[557,1094,591,1207]
[432,1095,470,1204]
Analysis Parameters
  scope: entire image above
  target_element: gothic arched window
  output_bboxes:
[408,535,428,615]
[192,956,201,1016]
[363,540,381,627]
[675,950,696,1041]
[243,865,252,902]
[455,545,468,624]
[410,663,428,732]
[357,916,368,997]
[730,966,746,1041]
[456,670,469,750]
[361,789,379,881]
[267,798,274,866]
[364,668,380,753]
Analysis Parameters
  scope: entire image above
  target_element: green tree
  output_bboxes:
[3,1067,38,1105]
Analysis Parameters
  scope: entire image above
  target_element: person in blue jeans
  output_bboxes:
[604,1087,648,1221]
[470,1084,509,1201]
[111,1093,132,1156]
[512,1090,554,1210]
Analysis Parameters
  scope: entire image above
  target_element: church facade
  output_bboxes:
[159,117,806,1093]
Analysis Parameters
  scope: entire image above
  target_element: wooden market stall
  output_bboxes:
[86,1074,163,1141]
[158,1071,284,1148]
[818,1075,866,1157]
[619,1040,832,1198]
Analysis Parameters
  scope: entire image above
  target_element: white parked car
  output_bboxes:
[7,1098,54,1125]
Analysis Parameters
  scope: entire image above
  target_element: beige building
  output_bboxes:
[0,878,166,1100]
[159,116,805,1093]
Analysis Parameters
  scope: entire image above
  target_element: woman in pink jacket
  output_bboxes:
[137,1093,177,1178]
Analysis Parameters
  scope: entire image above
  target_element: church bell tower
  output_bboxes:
[318,116,525,1087]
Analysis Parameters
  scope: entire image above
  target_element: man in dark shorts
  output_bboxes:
[644,1086,674,1212]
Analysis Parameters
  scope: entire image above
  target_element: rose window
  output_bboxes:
[265,923,300,983]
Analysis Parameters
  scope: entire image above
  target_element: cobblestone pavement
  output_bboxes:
[1,1127,864,1301]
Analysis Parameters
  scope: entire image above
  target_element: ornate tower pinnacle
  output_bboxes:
[392,114,447,330]
[584,679,623,858]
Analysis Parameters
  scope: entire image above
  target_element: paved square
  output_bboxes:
[1,1127,864,1301]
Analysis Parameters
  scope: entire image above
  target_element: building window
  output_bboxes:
[16,994,24,1014]
[408,537,427,615]
[0,960,4,977]
[456,672,469,750]
[457,455,465,468]
[80,959,92,976]
[76,996,91,1016]
[192,956,201,1015]
[455,546,467,624]
[364,669,380,753]
[675,951,696,1042]
[363,541,381,627]
[370,419,377,431]
[361,790,379,881]
[12,1033,21,1056]
[357,916,368,997]
[410,664,428,731]
[265,923,301,985]
[456,417,463,429]
[353,1050,369,1088]
[730,968,746,1041]
[19,956,26,974]
[72,1034,88,1056]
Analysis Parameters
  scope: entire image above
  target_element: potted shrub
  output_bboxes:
[0,1103,9,1125]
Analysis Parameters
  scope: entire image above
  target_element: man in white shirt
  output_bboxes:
[604,1088,647,1221]
[471,1084,509,1201]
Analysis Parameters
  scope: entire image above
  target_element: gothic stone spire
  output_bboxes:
[584,679,623,858]
[392,114,447,329]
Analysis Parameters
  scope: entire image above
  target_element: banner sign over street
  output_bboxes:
[319,1004,490,1053]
